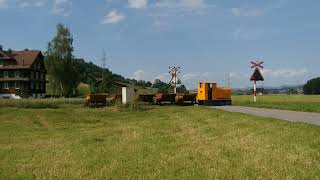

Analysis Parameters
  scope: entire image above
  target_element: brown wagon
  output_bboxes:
[175,93,197,104]
[85,94,107,107]
[153,93,176,105]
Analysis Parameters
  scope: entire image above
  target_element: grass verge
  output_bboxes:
[0,98,85,109]
[0,105,319,179]
[233,95,320,113]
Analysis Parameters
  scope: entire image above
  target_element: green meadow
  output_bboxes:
[0,103,319,179]
[233,95,320,113]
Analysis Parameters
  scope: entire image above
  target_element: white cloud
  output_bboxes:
[0,0,8,9]
[152,20,169,31]
[180,0,206,9]
[102,9,126,24]
[230,68,308,81]
[149,0,215,18]
[261,68,308,78]
[230,8,264,17]
[19,1,45,8]
[0,0,45,9]
[128,0,147,9]
[180,72,210,89]
[131,70,145,80]
[53,0,72,16]
[154,73,170,82]
[155,0,207,9]
[232,28,263,40]
[182,73,208,81]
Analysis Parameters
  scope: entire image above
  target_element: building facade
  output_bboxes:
[0,49,46,98]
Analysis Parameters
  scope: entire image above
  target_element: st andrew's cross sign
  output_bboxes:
[250,61,264,102]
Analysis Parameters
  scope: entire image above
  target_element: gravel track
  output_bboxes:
[213,106,320,126]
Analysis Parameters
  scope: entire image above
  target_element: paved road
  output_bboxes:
[213,106,320,126]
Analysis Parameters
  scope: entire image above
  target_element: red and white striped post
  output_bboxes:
[250,61,264,103]
[253,80,257,102]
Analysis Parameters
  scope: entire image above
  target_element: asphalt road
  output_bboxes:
[213,106,320,126]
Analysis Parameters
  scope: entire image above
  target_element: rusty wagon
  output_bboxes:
[85,94,108,107]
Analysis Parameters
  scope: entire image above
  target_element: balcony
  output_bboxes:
[0,77,30,82]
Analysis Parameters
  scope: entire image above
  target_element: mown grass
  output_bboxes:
[233,95,320,113]
[0,98,84,109]
[0,105,319,179]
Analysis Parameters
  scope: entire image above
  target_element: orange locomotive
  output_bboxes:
[197,82,232,106]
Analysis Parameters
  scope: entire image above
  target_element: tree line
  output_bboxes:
[303,77,320,95]
[45,23,187,97]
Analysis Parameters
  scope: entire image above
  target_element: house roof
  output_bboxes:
[0,50,42,68]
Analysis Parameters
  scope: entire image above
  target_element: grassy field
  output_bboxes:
[0,104,320,179]
[0,98,84,109]
[233,95,320,113]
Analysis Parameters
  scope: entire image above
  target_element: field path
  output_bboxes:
[213,106,320,126]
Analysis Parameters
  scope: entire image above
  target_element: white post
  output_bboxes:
[174,75,177,94]
[253,80,257,102]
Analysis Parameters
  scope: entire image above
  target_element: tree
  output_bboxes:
[303,77,320,95]
[145,81,152,87]
[45,23,80,97]
[286,89,298,95]
[97,72,113,93]
[177,85,188,94]
[135,80,147,87]
[152,79,172,93]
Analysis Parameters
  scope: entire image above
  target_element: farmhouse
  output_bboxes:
[0,48,46,98]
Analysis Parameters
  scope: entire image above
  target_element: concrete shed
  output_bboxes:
[122,87,136,104]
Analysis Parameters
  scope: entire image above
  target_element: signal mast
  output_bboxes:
[250,61,264,102]
[169,66,181,94]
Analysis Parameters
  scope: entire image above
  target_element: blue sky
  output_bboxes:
[1,0,320,89]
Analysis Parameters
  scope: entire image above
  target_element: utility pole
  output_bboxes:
[227,73,231,87]
[169,66,181,94]
[101,49,107,70]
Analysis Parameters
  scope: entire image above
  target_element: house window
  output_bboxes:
[30,82,34,90]
[0,60,3,66]
[36,83,39,90]
[36,72,39,79]
[15,70,20,77]
[30,71,34,79]
[15,81,20,89]
[4,71,8,78]
[4,82,9,89]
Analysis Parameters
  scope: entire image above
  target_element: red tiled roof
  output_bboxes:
[0,50,42,68]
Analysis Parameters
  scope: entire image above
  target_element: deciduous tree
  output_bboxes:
[45,23,80,97]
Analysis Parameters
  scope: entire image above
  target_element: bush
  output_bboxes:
[127,101,143,112]
[113,100,143,112]
[114,99,124,112]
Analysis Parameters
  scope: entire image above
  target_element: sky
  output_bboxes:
[1,0,320,89]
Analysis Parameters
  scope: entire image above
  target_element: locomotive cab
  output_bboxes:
[197,82,232,106]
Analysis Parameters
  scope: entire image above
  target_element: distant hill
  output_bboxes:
[73,58,147,87]
[46,58,155,96]
[46,58,189,96]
